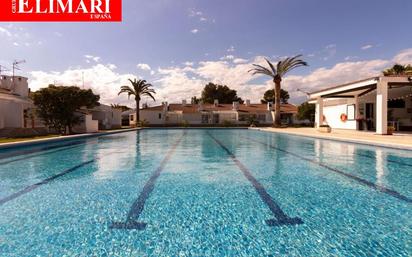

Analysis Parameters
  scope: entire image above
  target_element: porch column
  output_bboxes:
[315,97,324,128]
[355,95,360,130]
[376,80,388,135]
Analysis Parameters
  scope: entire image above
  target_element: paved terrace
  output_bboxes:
[251,127,412,150]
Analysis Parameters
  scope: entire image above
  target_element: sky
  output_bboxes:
[1,0,412,107]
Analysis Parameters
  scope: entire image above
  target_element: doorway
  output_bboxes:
[365,103,375,131]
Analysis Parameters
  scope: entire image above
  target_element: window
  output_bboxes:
[130,115,134,121]
[346,104,355,120]
[201,114,209,124]
[257,114,266,122]
[388,99,405,109]
[158,113,162,119]
[238,114,248,121]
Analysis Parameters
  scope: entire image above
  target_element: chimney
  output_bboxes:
[232,101,239,110]
[182,99,187,107]
[267,102,273,111]
[163,102,168,112]
[245,99,251,106]
[214,99,219,107]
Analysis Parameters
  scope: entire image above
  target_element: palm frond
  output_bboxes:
[119,78,157,102]
[248,64,275,78]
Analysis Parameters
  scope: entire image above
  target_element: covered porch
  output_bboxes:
[309,76,412,135]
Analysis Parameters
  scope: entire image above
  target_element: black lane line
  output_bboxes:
[110,132,187,230]
[207,132,303,227]
[275,135,412,168]
[0,140,87,162]
[0,144,86,166]
[0,160,95,206]
[296,140,412,168]
[356,153,412,168]
[245,136,412,204]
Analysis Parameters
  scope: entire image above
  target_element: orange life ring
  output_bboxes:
[340,114,348,122]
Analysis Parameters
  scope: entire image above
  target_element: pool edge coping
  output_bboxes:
[0,128,141,150]
[249,127,412,151]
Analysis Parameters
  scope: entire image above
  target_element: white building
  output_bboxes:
[73,104,122,133]
[308,75,412,134]
[0,75,33,131]
[132,100,298,126]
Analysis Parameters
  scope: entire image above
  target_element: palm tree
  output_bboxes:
[383,64,412,76]
[249,55,308,127]
[118,79,156,126]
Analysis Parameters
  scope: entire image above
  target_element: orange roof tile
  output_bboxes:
[142,103,297,114]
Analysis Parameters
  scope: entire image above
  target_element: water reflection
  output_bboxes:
[93,133,139,180]
[375,149,387,186]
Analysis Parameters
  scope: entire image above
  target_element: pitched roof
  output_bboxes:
[142,103,297,114]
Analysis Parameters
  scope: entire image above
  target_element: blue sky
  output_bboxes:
[1,0,412,106]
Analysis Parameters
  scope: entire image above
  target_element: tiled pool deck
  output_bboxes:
[251,127,412,150]
[0,128,141,150]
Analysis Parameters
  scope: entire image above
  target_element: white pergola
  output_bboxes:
[309,76,412,135]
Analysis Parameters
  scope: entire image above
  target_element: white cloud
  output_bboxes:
[233,58,248,64]
[54,32,63,37]
[191,29,199,34]
[361,44,374,50]
[322,44,337,60]
[183,61,194,66]
[28,49,412,107]
[0,26,12,37]
[188,8,213,23]
[29,64,140,106]
[84,55,101,63]
[137,63,151,71]
[227,46,235,52]
[344,56,358,61]
[220,55,235,60]
[392,48,412,64]
[189,9,203,17]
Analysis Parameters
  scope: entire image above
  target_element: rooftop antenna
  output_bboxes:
[0,65,9,76]
[12,60,26,87]
[82,71,85,89]
[297,88,310,97]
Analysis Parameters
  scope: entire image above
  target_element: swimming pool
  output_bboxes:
[0,129,411,256]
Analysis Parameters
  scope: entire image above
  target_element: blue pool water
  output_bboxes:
[0,129,411,256]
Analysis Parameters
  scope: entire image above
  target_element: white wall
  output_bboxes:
[73,114,98,133]
[0,100,24,128]
[85,114,99,132]
[140,110,164,125]
[322,99,357,129]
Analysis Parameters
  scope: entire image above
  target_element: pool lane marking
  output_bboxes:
[297,140,412,168]
[0,160,95,206]
[245,136,412,204]
[0,140,87,163]
[0,143,86,166]
[207,132,303,227]
[110,132,187,230]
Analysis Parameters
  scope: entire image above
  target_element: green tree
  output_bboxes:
[32,85,100,134]
[249,55,308,127]
[261,89,290,104]
[118,79,156,125]
[191,96,200,104]
[383,64,412,76]
[201,83,243,104]
[111,104,131,112]
[297,102,316,122]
